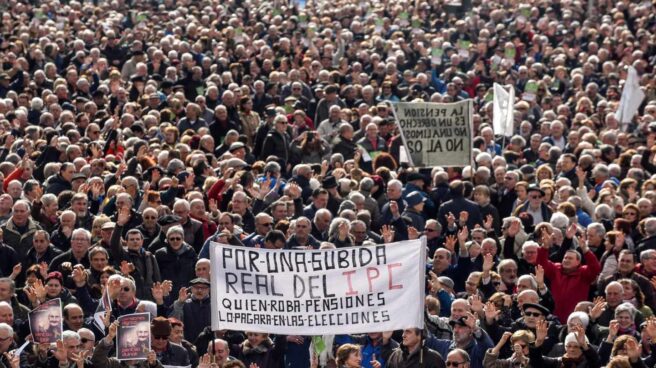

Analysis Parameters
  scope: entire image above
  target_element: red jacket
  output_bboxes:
[537,246,601,323]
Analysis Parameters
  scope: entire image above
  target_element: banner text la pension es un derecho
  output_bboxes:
[210,239,426,335]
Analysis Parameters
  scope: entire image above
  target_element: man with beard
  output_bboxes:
[70,193,95,231]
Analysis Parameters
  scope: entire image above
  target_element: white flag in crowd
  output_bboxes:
[615,66,645,127]
[493,83,515,137]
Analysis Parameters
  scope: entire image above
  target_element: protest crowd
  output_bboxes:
[1,0,656,366]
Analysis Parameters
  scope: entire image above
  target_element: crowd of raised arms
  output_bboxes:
[0,0,656,367]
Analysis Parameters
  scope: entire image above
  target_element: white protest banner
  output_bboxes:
[493,83,515,137]
[210,239,426,335]
[616,66,645,128]
[393,100,473,167]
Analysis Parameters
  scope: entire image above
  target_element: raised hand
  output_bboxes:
[444,235,457,254]
[484,302,500,324]
[607,320,619,340]
[72,350,88,368]
[120,261,135,275]
[162,280,173,296]
[457,226,469,244]
[535,319,549,346]
[469,295,484,314]
[38,262,48,279]
[565,223,577,239]
[587,296,605,320]
[408,226,419,240]
[287,183,302,199]
[389,200,399,217]
[464,311,478,330]
[482,253,494,273]
[107,321,118,341]
[10,264,21,280]
[573,323,588,349]
[540,228,553,249]
[71,267,87,287]
[645,317,656,341]
[483,215,493,231]
[381,225,395,244]
[108,277,122,299]
[178,287,188,303]
[534,265,545,289]
[625,337,641,362]
[208,198,218,214]
[33,279,46,302]
[151,282,164,304]
[116,206,130,226]
[54,340,68,362]
[198,354,212,368]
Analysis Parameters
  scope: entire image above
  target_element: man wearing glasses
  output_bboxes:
[155,226,197,305]
[444,350,470,368]
[514,185,552,226]
[242,213,273,248]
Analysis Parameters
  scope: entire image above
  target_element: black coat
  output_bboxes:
[332,137,359,161]
[492,188,518,219]
[44,174,72,196]
[155,243,197,305]
[260,130,290,164]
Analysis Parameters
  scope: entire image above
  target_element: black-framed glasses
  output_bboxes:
[153,335,169,340]
[524,311,543,317]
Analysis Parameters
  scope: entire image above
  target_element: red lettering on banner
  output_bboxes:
[366,267,380,293]
[342,270,358,296]
[387,263,403,289]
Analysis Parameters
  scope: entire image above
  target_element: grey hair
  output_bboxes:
[328,218,350,240]
[614,302,637,319]
[587,222,606,238]
[71,228,91,242]
[517,274,538,290]
[167,225,184,237]
[645,218,656,237]
[62,330,80,342]
[0,323,12,337]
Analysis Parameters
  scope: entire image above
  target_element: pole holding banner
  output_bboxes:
[210,239,426,335]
